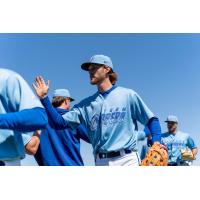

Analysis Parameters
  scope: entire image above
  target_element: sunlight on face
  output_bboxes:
[88,64,108,85]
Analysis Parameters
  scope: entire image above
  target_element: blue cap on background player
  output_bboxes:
[53,89,75,102]
[165,115,178,123]
[81,54,113,71]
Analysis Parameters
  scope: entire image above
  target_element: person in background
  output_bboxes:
[34,89,90,166]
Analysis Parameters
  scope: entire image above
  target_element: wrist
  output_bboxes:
[40,94,48,99]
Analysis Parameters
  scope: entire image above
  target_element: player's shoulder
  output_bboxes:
[0,68,23,81]
[0,68,17,76]
[116,86,138,96]
[74,92,99,107]
[176,130,190,138]
[161,132,171,138]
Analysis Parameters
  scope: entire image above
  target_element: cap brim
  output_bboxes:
[165,120,177,123]
[81,63,91,71]
[69,97,75,102]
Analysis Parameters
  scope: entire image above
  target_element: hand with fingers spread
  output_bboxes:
[32,76,50,99]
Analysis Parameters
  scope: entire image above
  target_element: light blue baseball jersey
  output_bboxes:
[0,68,43,161]
[161,131,197,164]
[61,86,154,154]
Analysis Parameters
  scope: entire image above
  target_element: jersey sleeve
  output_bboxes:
[22,133,32,146]
[136,131,146,141]
[41,96,85,130]
[186,136,197,149]
[130,92,155,125]
[62,106,85,130]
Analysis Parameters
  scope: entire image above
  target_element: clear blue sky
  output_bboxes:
[0,33,199,165]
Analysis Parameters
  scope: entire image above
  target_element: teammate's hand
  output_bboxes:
[33,130,41,137]
[32,76,50,99]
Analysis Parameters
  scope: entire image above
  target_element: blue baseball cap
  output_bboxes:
[81,54,113,71]
[165,115,178,123]
[53,89,75,101]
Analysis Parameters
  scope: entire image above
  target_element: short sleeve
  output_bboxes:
[62,106,85,130]
[22,133,32,146]
[187,136,197,149]
[131,92,154,125]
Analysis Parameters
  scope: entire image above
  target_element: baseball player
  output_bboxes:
[33,54,161,166]
[34,89,90,166]
[162,115,198,166]
[0,68,48,165]
[144,115,198,166]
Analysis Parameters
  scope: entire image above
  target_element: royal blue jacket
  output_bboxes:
[35,108,90,166]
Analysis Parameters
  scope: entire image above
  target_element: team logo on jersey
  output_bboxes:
[89,114,100,131]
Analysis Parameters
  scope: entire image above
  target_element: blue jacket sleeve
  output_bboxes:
[0,107,48,132]
[40,96,67,129]
[147,117,161,143]
[76,124,90,143]
[144,126,153,146]
[144,126,151,137]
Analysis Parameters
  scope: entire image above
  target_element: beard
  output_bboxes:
[90,77,99,85]
[89,72,107,85]
[90,75,103,85]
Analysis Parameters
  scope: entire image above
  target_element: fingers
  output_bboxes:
[47,80,50,88]
[38,76,45,85]
[33,75,49,89]
[32,82,37,91]
[34,75,46,87]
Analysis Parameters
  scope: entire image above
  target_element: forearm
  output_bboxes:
[40,96,67,129]
[147,117,161,143]
[25,134,40,155]
[0,107,48,132]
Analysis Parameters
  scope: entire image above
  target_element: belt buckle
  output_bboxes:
[101,153,106,159]
[98,153,107,159]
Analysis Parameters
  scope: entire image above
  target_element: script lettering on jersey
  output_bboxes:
[89,107,127,131]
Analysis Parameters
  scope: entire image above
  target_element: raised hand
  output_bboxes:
[32,76,50,99]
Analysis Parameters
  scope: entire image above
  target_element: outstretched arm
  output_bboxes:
[40,96,67,129]
[32,76,82,130]
[32,76,67,129]
[0,107,48,132]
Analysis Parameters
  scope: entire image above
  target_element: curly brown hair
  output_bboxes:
[108,70,118,85]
